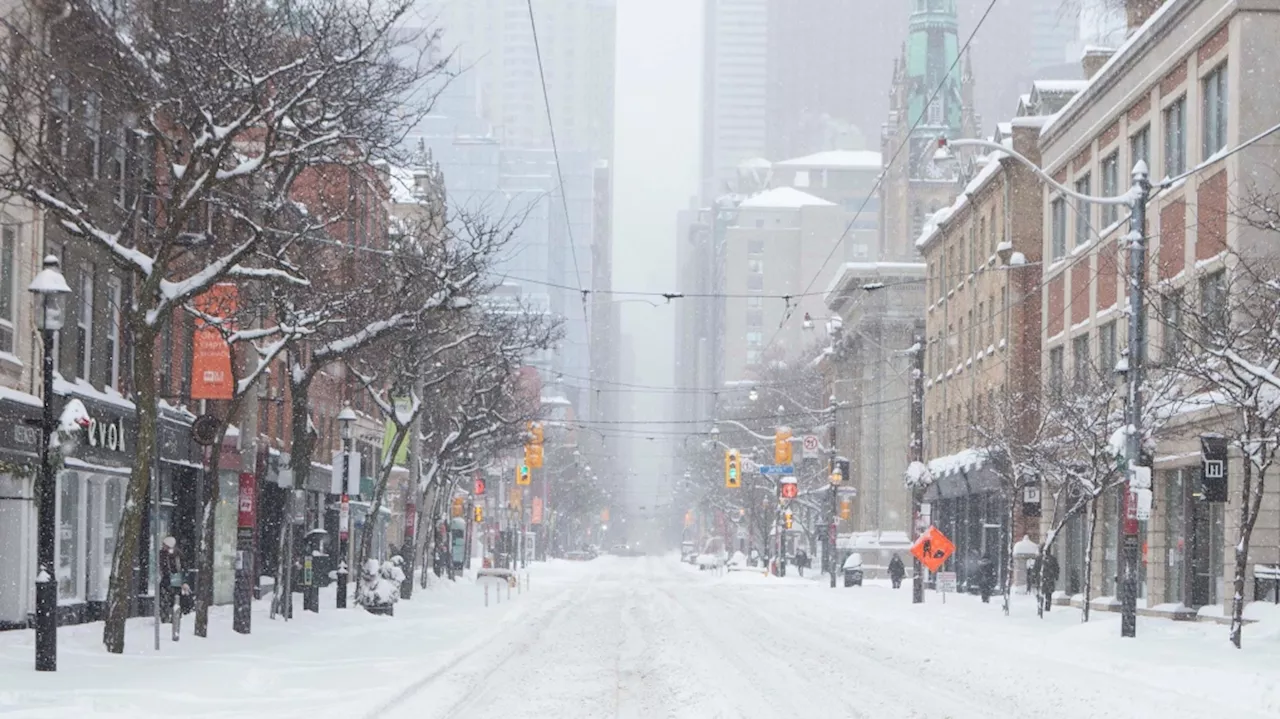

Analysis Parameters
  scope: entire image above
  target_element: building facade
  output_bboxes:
[1037,0,1280,613]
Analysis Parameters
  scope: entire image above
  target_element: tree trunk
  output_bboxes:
[355,425,411,605]
[1230,450,1267,648]
[1082,497,1100,622]
[103,323,159,654]
[277,373,315,617]
[1002,485,1017,616]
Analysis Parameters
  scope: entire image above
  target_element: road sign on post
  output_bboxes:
[910,526,955,573]
[758,465,794,475]
[802,435,820,459]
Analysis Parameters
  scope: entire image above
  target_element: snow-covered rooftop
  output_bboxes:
[775,150,882,170]
[386,164,421,205]
[1032,79,1089,95]
[738,187,835,210]
[823,261,925,305]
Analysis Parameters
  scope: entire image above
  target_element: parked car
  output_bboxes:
[843,552,864,587]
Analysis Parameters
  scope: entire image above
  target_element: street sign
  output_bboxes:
[758,464,794,475]
[910,526,955,573]
[937,571,957,593]
[1200,435,1228,502]
[802,434,820,459]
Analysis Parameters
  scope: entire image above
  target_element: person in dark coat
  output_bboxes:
[795,549,809,577]
[888,554,906,589]
[1037,552,1060,612]
[158,536,189,640]
[977,552,996,603]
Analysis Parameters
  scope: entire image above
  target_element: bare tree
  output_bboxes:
[0,0,445,652]
[1153,213,1280,646]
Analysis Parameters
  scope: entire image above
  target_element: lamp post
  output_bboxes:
[29,255,70,672]
[937,135,1151,635]
[336,404,356,609]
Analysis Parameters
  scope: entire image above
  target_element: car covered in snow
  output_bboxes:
[696,537,728,570]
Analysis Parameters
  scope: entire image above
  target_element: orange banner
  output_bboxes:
[531,496,543,525]
[191,283,237,400]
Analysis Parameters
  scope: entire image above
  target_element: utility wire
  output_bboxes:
[765,0,1001,350]
[526,0,588,321]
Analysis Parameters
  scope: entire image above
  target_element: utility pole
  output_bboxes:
[1121,161,1151,639]
[828,392,839,588]
[910,335,926,605]
[233,369,259,633]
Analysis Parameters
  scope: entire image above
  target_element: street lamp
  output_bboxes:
[29,255,70,672]
[336,403,356,609]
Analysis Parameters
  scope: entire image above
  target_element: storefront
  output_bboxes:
[0,395,45,630]
[922,456,1012,594]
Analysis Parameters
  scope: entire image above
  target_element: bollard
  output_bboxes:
[507,579,511,601]
[497,580,502,604]
[485,583,489,607]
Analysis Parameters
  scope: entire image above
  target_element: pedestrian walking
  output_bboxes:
[158,536,190,641]
[888,554,905,589]
[1036,551,1060,612]
[977,552,996,603]
[795,549,809,577]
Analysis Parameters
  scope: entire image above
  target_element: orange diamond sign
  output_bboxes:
[910,525,955,573]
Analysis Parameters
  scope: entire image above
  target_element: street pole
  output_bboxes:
[233,377,259,634]
[910,335,925,605]
[828,393,838,588]
[34,328,56,671]
[336,460,349,608]
[1121,161,1151,639]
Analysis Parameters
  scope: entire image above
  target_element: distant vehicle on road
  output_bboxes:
[696,537,728,570]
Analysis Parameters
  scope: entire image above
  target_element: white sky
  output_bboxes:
[611,0,702,509]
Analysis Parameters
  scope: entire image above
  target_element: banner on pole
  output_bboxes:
[191,283,237,400]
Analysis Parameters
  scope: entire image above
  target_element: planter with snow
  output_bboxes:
[357,556,405,616]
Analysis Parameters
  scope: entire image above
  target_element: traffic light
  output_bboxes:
[474,477,486,495]
[784,511,793,530]
[840,499,851,520]
[528,421,545,445]
[516,464,531,485]
[724,449,741,488]
[474,505,484,522]
[451,497,465,517]
[524,443,544,469]
[775,427,793,465]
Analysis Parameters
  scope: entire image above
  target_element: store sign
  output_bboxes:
[237,471,256,529]
[86,414,128,453]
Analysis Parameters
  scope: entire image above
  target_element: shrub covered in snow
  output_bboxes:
[357,556,406,613]
[904,460,933,489]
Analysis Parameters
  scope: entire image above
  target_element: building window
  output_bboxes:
[1163,96,1186,178]
[747,238,765,255]
[1130,124,1150,169]
[58,474,83,600]
[747,296,762,309]
[77,266,95,382]
[746,308,763,328]
[1074,173,1092,246]
[746,331,763,348]
[84,92,102,179]
[0,225,15,354]
[747,259,763,274]
[106,275,122,390]
[1101,152,1120,227]
[1049,345,1065,389]
[1051,197,1067,259]
[746,275,764,292]
[1072,334,1091,387]
[927,99,943,125]
[110,125,128,207]
[988,212,997,254]
[1161,289,1183,364]
[48,85,70,159]
[746,349,762,367]
[1200,270,1227,343]
[1099,321,1117,377]
[1203,63,1228,157]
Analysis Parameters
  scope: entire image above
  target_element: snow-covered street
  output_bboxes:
[2,555,1278,718]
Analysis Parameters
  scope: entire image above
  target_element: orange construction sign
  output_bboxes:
[910,525,955,573]
[191,283,238,400]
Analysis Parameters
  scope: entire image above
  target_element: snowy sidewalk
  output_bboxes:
[0,562,584,719]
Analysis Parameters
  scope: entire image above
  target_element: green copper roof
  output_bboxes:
[905,0,963,134]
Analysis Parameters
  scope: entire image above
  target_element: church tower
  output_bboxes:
[879,0,979,261]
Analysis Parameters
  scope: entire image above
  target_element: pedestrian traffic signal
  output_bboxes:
[474,477,486,495]
[784,511,793,530]
[517,464,531,485]
[780,479,798,499]
[724,449,741,488]
[474,505,483,522]
[774,427,793,465]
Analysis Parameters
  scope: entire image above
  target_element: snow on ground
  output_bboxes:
[1,557,1278,718]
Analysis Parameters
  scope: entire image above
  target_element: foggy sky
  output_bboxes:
[612,0,702,509]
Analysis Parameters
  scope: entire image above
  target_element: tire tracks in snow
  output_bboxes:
[366,571,599,719]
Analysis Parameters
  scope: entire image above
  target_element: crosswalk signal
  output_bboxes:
[774,427,793,465]
[517,464,531,485]
[784,511,793,530]
[724,449,741,488]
